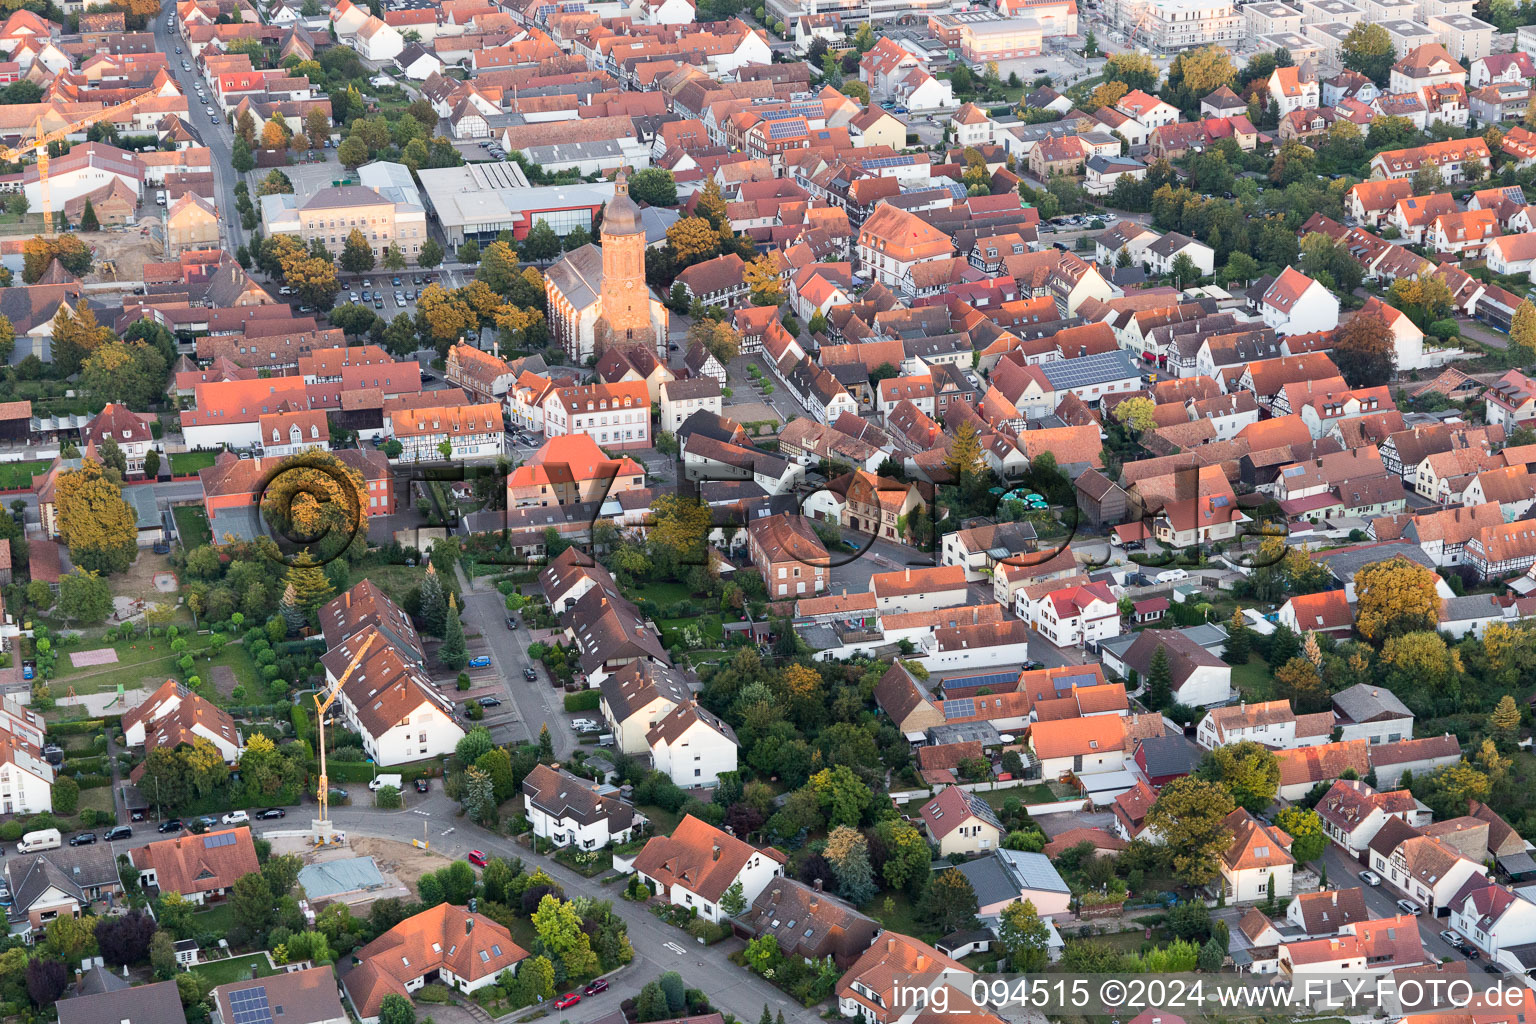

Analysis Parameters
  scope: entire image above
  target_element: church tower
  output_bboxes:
[594,170,655,356]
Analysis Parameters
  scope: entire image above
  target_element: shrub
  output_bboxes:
[416,984,454,1004]
[375,785,401,809]
[564,690,600,712]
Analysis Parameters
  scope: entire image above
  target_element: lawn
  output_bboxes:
[638,581,693,607]
[190,952,276,986]
[355,562,449,609]
[0,459,51,490]
[174,505,213,549]
[1229,654,1273,701]
[978,783,1059,807]
[655,614,723,648]
[45,635,248,698]
[862,890,937,944]
[635,802,684,836]
[170,450,219,476]
[191,902,235,936]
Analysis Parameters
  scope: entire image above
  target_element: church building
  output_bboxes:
[544,173,670,364]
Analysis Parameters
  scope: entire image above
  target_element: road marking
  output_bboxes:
[440,827,455,836]
[412,810,431,816]
[664,942,686,955]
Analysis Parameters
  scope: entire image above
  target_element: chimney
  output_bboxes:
[712,841,721,861]
[887,937,896,953]
[814,878,824,892]
[251,963,259,981]
[905,567,910,582]
[916,955,927,971]
[466,915,475,934]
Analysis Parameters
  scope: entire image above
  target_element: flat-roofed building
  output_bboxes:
[1428,12,1494,61]
[1245,1,1303,34]
[1108,0,1244,48]
[1297,0,1362,23]
[928,11,1044,58]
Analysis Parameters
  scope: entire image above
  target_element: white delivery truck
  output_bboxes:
[368,774,403,792]
[17,828,61,853]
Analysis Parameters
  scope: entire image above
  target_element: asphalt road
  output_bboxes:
[1320,842,1472,963]
[155,15,243,255]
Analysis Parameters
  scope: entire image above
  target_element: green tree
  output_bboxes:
[997,899,1051,972]
[52,775,78,815]
[920,868,978,934]
[1145,776,1236,886]
[720,880,747,917]
[1512,300,1536,364]
[440,596,467,668]
[379,994,417,1024]
[229,872,277,939]
[57,567,112,625]
[1340,22,1396,85]
[824,825,877,905]
[1145,644,1172,709]
[1197,740,1280,813]
[1224,607,1251,664]
[78,198,99,232]
[418,238,444,268]
[1491,694,1522,747]
[232,137,255,172]
[1274,806,1326,862]
[628,167,678,207]
[522,221,561,261]
[340,229,376,274]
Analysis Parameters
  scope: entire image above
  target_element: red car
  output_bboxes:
[584,979,609,997]
[555,993,582,1010]
[467,850,488,867]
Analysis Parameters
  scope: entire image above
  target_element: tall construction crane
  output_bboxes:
[312,629,380,847]
[0,87,163,238]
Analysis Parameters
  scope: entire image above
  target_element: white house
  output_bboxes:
[1029,714,1127,780]
[1268,65,1320,116]
[871,565,969,616]
[646,700,738,788]
[1220,807,1295,904]
[1368,827,1488,914]
[1450,880,1536,966]
[598,660,692,756]
[121,679,242,764]
[1316,779,1432,856]
[1120,629,1233,707]
[521,763,644,850]
[1195,699,1333,751]
[1143,232,1215,278]
[632,814,786,923]
[319,636,464,766]
[0,733,52,815]
[660,377,723,435]
[1331,682,1415,745]
[1260,266,1340,336]
[1029,581,1120,648]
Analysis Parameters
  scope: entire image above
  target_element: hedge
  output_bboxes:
[75,774,112,789]
[47,718,108,736]
[312,761,436,784]
[563,690,600,712]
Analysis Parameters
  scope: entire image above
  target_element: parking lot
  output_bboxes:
[333,269,448,321]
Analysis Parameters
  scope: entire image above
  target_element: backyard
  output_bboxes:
[0,460,51,491]
[169,450,219,477]
[1229,654,1273,701]
[173,505,213,549]
[43,633,258,702]
[189,952,277,987]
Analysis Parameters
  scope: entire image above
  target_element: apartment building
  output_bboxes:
[542,379,652,450]
[387,401,504,461]
[1108,0,1244,49]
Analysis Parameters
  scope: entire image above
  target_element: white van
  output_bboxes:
[368,773,403,792]
[17,828,61,854]
[220,810,249,825]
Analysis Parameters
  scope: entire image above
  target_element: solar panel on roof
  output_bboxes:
[943,697,975,719]
[229,987,273,1024]
[768,120,806,140]
[204,832,237,849]
[947,670,1014,690]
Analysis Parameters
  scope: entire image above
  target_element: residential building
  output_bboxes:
[740,880,880,970]
[1029,581,1119,648]
[747,513,828,598]
[261,184,428,263]
[343,904,528,1023]
[835,934,971,1024]
[122,679,242,765]
[1260,267,1341,335]
[507,434,645,509]
[1368,824,1489,913]
[319,628,464,766]
[542,380,651,450]
[3,844,119,937]
[521,762,643,850]
[1332,683,1414,745]
[57,982,185,1024]
[1220,807,1295,904]
[1316,778,1431,855]
[212,968,347,1024]
[647,699,739,788]
[128,828,259,905]
[632,814,786,923]
[920,784,1004,856]
[388,402,503,462]
[953,848,1072,920]
[856,203,953,293]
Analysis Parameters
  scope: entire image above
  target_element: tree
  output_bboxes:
[78,197,100,232]
[52,775,78,814]
[1333,307,1398,386]
[26,958,67,1007]
[744,253,784,305]
[1170,251,1201,288]
[415,283,477,349]
[944,420,985,480]
[305,107,330,146]
[230,871,277,938]
[283,254,341,309]
[340,229,376,275]
[824,825,877,905]
[1145,776,1236,886]
[1412,161,1445,195]
[23,235,92,283]
[440,597,467,668]
[55,460,138,574]
[874,818,930,895]
[1273,806,1326,863]
[1491,694,1521,747]
[1100,54,1155,94]
[1199,740,1280,812]
[379,994,417,1024]
[58,568,112,625]
[1113,395,1156,433]
[1340,22,1396,84]
[95,910,156,966]
[522,221,561,262]
[337,134,369,169]
[1088,80,1130,112]
[1145,644,1172,709]
[920,868,978,933]
[51,304,113,377]
[144,449,160,479]
[720,880,747,917]
[1512,300,1536,364]
[1224,607,1251,665]
[1274,656,1328,714]
[997,899,1051,972]
[687,317,741,363]
[628,167,678,207]
[418,238,444,268]
[667,216,721,266]
[232,137,255,172]
[1354,555,1441,642]
[649,493,712,566]
[461,764,496,822]
[1223,251,1261,285]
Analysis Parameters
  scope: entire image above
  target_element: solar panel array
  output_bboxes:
[767,119,807,140]
[229,988,273,1024]
[947,671,1015,692]
[943,698,975,719]
[204,833,237,849]
[1041,350,1138,390]
[862,155,913,169]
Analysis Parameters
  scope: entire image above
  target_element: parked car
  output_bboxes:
[0,885,12,906]
[1467,948,1481,960]
[1397,899,1422,916]
[555,994,582,1010]
[392,277,402,287]
[468,655,491,668]
[69,832,97,846]
[105,825,133,842]
[1440,930,1464,947]
[478,696,502,707]
[523,667,538,681]
[158,819,184,833]
[506,616,517,629]
[584,980,609,997]
[257,808,287,819]
[467,850,488,867]
[222,810,250,825]
[415,778,430,793]
[1358,870,1382,886]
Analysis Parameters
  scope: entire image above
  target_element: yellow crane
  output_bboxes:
[0,87,163,238]
[312,629,379,846]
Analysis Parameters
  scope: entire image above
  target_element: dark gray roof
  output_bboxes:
[1135,734,1194,777]
[1314,541,1439,582]
[58,980,186,1024]
[7,845,119,917]
[1331,682,1413,724]
[952,849,1068,911]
